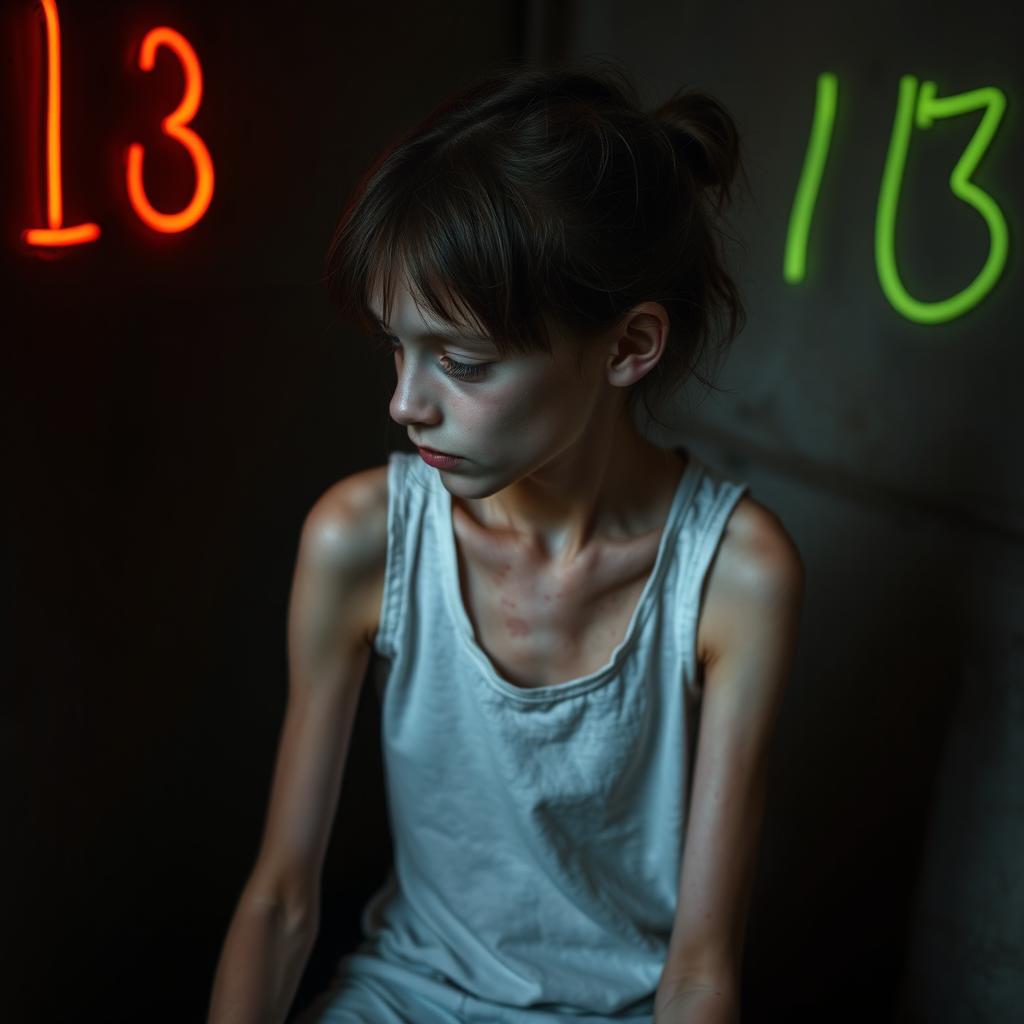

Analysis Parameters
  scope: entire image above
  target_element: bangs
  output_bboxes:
[328,151,557,361]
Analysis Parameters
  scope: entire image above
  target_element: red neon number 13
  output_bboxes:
[22,1,214,247]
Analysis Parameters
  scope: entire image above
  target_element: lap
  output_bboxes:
[295,950,655,1024]
[293,953,466,1024]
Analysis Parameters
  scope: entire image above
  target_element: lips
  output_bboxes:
[416,443,459,458]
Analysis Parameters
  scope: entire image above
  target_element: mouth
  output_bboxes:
[416,443,460,458]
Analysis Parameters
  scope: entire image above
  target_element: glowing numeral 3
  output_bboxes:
[877,76,1008,324]
[126,27,215,233]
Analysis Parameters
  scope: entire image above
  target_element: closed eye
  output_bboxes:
[371,331,489,382]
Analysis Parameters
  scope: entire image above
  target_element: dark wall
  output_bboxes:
[5,2,523,1020]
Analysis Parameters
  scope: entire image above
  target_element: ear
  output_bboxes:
[605,301,670,388]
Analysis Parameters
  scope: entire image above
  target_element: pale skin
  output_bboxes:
[371,277,805,1021]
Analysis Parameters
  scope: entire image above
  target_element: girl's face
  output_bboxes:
[370,277,612,500]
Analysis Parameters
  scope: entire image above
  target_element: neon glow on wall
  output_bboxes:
[21,0,214,247]
[785,72,1010,325]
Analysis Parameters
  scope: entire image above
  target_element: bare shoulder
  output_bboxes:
[300,464,390,647]
[304,464,389,566]
[696,493,805,669]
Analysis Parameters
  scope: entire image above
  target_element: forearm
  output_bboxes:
[207,893,318,1024]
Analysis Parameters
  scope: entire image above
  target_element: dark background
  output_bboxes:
[5,1,1022,1021]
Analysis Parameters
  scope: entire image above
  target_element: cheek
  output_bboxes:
[479,375,565,437]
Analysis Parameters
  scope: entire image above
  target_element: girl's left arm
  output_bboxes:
[654,498,806,1024]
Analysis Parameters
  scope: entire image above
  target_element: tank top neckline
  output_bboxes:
[433,446,704,703]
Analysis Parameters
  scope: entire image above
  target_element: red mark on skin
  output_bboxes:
[506,617,530,637]
[501,595,517,608]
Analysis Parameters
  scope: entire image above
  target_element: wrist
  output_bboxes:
[654,973,739,1024]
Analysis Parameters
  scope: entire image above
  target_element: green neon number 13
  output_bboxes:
[785,72,1009,325]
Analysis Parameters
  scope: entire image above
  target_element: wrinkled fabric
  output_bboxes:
[306,447,748,1022]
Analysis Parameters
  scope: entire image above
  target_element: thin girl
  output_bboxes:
[208,59,804,1024]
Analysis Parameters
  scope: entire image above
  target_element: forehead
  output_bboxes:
[368,278,493,343]
[366,272,583,366]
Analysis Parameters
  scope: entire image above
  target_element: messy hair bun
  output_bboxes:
[650,87,744,214]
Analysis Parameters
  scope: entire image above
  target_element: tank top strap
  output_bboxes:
[373,451,432,659]
[670,455,750,701]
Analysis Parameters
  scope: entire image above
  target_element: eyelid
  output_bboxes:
[373,331,489,382]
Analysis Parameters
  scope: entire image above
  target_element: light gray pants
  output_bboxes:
[293,952,654,1023]
[294,952,465,1023]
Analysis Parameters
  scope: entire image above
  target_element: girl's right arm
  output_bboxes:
[206,470,388,1024]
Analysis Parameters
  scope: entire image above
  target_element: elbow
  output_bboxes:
[241,871,321,941]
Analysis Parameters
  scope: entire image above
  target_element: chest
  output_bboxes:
[451,513,667,690]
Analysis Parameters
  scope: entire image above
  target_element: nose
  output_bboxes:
[388,351,441,429]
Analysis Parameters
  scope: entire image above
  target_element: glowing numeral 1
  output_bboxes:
[783,72,838,285]
[22,0,101,247]
[126,27,215,233]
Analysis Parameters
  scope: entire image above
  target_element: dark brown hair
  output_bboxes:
[325,57,748,427]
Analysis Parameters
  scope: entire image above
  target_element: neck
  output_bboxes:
[467,413,683,567]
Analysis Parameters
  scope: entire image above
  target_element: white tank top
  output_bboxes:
[351,446,748,1018]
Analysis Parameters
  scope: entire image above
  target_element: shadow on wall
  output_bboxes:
[741,493,969,1021]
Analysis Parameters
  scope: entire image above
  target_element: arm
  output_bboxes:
[654,498,805,1024]
[207,472,386,1024]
